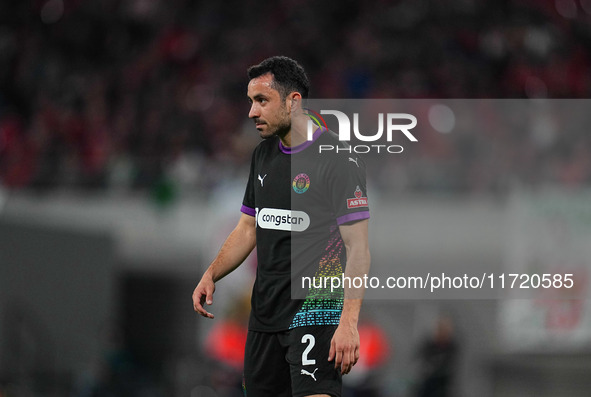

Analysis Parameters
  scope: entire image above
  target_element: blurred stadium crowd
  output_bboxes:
[1,0,591,195]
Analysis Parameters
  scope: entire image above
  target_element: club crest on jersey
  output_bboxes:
[347,186,368,208]
[292,173,310,194]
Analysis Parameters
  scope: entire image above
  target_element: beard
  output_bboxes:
[255,115,291,140]
[261,122,290,140]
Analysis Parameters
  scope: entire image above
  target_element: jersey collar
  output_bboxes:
[279,127,325,154]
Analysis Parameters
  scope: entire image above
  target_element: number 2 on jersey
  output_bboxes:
[301,334,316,365]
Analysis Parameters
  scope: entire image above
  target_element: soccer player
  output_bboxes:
[193,56,370,397]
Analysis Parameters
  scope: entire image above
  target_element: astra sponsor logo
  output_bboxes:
[306,109,417,154]
[256,208,310,232]
[347,186,368,209]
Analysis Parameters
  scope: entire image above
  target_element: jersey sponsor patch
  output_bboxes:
[256,208,310,232]
[347,186,368,209]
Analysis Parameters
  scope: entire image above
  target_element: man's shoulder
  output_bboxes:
[316,129,344,146]
[252,136,279,157]
[313,130,366,166]
[315,130,356,156]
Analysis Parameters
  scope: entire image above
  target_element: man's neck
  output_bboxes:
[280,114,309,148]
[279,131,291,148]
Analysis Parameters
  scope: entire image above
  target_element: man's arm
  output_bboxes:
[192,212,256,319]
[328,218,370,375]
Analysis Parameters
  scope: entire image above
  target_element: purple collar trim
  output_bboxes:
[279,127,324,154]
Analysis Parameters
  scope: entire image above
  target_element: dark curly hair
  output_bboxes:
[247,56,310,99]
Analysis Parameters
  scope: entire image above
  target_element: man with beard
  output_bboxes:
[193,56,370,397]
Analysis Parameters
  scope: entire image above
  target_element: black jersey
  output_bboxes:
[241,128,370,332]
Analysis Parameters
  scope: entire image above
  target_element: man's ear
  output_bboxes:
[289,93,301,112]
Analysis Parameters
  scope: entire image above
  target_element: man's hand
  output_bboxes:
[192,273,216,319]
[328,322,360,375]
[329,219,369,375]
[192,213,256,319]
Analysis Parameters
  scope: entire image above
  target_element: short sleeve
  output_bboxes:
[326,153,370,225]
[241,150,256,217]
